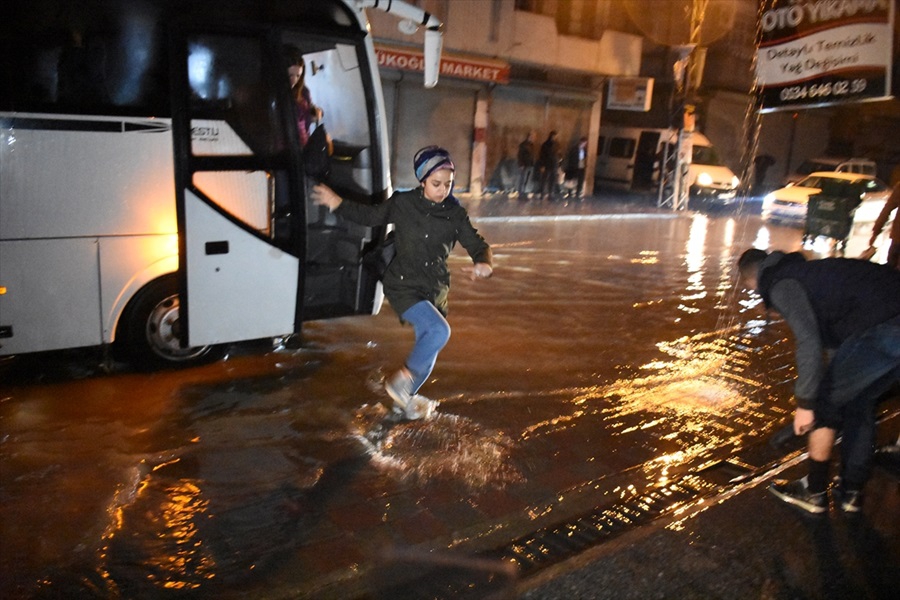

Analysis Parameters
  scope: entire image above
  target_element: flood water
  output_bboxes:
[1,205,810,598]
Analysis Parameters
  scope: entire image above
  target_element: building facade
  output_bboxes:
[368,0,900,195]
[367,0,642,193]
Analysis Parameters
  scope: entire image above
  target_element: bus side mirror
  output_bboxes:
[361,0,443,88]
[423,26,442,88]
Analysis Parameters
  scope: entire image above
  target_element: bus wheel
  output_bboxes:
[116,275,224,369]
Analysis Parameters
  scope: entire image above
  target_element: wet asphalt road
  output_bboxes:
[1,191,898,599]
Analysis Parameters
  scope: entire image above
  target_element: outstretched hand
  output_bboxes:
[311,183,342,212]
[462,263,493,280]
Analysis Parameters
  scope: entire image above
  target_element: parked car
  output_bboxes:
[761,172,890,226]
[783,157,876,185]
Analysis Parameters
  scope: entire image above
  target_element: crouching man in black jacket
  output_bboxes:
[738,249,900,514]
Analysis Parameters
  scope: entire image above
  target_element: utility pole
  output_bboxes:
[657,43,695,211]
[658,0,707,211]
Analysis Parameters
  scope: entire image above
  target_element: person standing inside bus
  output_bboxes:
[311,147,493,420]
[285,52,322,148]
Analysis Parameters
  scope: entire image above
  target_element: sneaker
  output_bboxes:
[405,394,437,420]
[834,486,863,513]
[768,476,828,514]
[384,369,413,416]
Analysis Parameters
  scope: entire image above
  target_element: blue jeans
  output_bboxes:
[401,301,451,394]
[818,314,900,487]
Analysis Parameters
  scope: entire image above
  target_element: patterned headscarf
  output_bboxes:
[414,146,455,182]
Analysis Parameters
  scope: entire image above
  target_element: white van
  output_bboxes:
[595,125,739,206]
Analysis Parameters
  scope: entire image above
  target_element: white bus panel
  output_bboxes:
[0,238,101,354]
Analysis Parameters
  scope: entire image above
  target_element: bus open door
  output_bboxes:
[168,26,389,354]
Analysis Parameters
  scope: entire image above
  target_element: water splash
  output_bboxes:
[356,411,523,490]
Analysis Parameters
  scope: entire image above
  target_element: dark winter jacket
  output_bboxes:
[538,137,560,170]
[757,251,900,406]
[517,139,535,167]
[335,187,492,317]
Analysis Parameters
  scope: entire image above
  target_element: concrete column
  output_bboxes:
[584,91,602,197]
[469,91,489,197]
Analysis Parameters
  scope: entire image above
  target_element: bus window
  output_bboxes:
[188,35,285,158]
[1,6,167,115]
[180,34,285,245]
[57,31,112,106]
[193,171,272,233]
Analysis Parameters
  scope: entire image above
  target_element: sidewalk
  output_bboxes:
[357,404,899,600]
[456,188,764,223]
[520,424,900,600]
[457,188,671,221]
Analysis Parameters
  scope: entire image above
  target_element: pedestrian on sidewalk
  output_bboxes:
[565,136,588,198]
[312,146,493,420]
[737,248,900,514]
[516,132,535,198]
[537,130,560,200]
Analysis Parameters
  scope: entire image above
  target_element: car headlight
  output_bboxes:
[697,172,713,186]
[763,192,775,207]
[731,176,740,188]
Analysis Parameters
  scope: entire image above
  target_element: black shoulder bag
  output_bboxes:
[303,123,331,181]
[364,231,395,280]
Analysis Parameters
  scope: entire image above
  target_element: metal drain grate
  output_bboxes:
[490,475,716,574]
[364,461,757,599]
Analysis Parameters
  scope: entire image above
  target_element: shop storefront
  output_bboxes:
[488,84,597,193]
[375,44,599,194]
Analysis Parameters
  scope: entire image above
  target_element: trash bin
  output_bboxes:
[804,180,867,246]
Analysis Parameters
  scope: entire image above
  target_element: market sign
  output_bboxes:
[756,0,894,112]
[375,44,510,84]
[607,77,654,112]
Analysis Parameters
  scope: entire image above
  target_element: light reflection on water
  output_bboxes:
[1,212,807,598]
[514,324,769,465]
[138,479,215,590]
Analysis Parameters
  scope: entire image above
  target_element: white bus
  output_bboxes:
[0,0,441,368]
